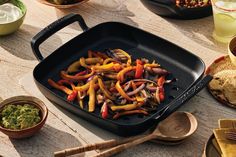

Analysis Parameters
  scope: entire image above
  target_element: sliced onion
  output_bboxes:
[124,79,157,86]
[146,85,157,92]
[127,84,145,96]
[151,68,169,75]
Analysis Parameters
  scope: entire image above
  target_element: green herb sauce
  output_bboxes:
[0,104,41,130]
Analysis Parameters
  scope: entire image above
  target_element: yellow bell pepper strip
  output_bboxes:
[135,59,144,79]
[60,70,94,82]
[80,57,91,68]
[115,81,135,101]
[67,61,80,73]
[87,76,98,112]
[144,63,160,68]
[48,79,72,95]
[155,87,160,104]
[75,82,90,91]
[77,91,84,109]
[113,110,148,119]
[110,103,138,111]
[85,57,103,65]
[98,77,115,100]
[103,58,119,65]
[103,73,118,80]
[113,49,132,66]
[101,102,109,119]
[117,66,136,82]
[93,63,121,72]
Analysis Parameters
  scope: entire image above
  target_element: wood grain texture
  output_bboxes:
[0,0,235,157]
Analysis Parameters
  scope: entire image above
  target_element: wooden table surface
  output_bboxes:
[0,0,235,157]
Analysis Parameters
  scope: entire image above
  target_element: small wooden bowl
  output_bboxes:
[228,36,236,66]
[0,96,48,139]
[37,0,89,9]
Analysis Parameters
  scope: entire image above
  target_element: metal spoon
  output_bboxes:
[54,111,197,157]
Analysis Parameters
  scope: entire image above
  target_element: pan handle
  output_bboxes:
[153,75,213,121]
[31,13,89,61]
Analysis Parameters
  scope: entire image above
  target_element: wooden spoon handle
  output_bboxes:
[54,134,146,157]
[92,134,155,157]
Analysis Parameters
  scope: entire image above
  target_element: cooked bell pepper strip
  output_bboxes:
[103,73,118,80]
[157,76,165,87]
[98,77,115,100]
[75,70,87,76]
[103,58,119,65]
[60,70,94,81]
[80,57,91,68]
[113,63,122,72]
[57,79,76,90]
[113,110,148,119]
[110,103,138,111]
[117,66,136,82]
[75,82,90,91]
[155,87,160,104]
[113,49,132,65]
[115,81,135,101]
[159,86,165,102]
[101,102,109,119]
[67,90,78,102]
[135,59,144,79]
[144,63,160,68]
[77,91,84,109]
[48,79,72,95]
[93,63,121,72]
[85,58,103,64]
[67,61,80,73]
[87,76,97,112]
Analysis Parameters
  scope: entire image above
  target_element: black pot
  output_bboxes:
[141,0,212,20]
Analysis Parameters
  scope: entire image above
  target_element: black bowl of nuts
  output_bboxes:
[141,0,212,20]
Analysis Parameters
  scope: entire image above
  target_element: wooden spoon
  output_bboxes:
[54,112,197,157]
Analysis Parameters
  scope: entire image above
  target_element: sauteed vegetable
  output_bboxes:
[48,49,171,119]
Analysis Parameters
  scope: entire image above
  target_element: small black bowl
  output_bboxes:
[140,0,212,20]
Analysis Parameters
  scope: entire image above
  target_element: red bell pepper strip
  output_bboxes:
[135,60,144,79]
[48,79,72,95]
[157,76,165,87]
[75,70,87,76]
[60,70,94,82]
[159,86,165,102]
[157,76,166,102]
[67,90,78,102]
[101,102,108,119]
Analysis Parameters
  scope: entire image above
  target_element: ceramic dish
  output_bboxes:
[37,0,89,9]
[0,0,26,36]
[206,55,236,108]
[202,134,221,157]
[228,36,236,66]
[140,0,212,20]
[0,96,48,139]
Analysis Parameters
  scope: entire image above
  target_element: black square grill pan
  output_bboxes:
[31,14,212,136]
